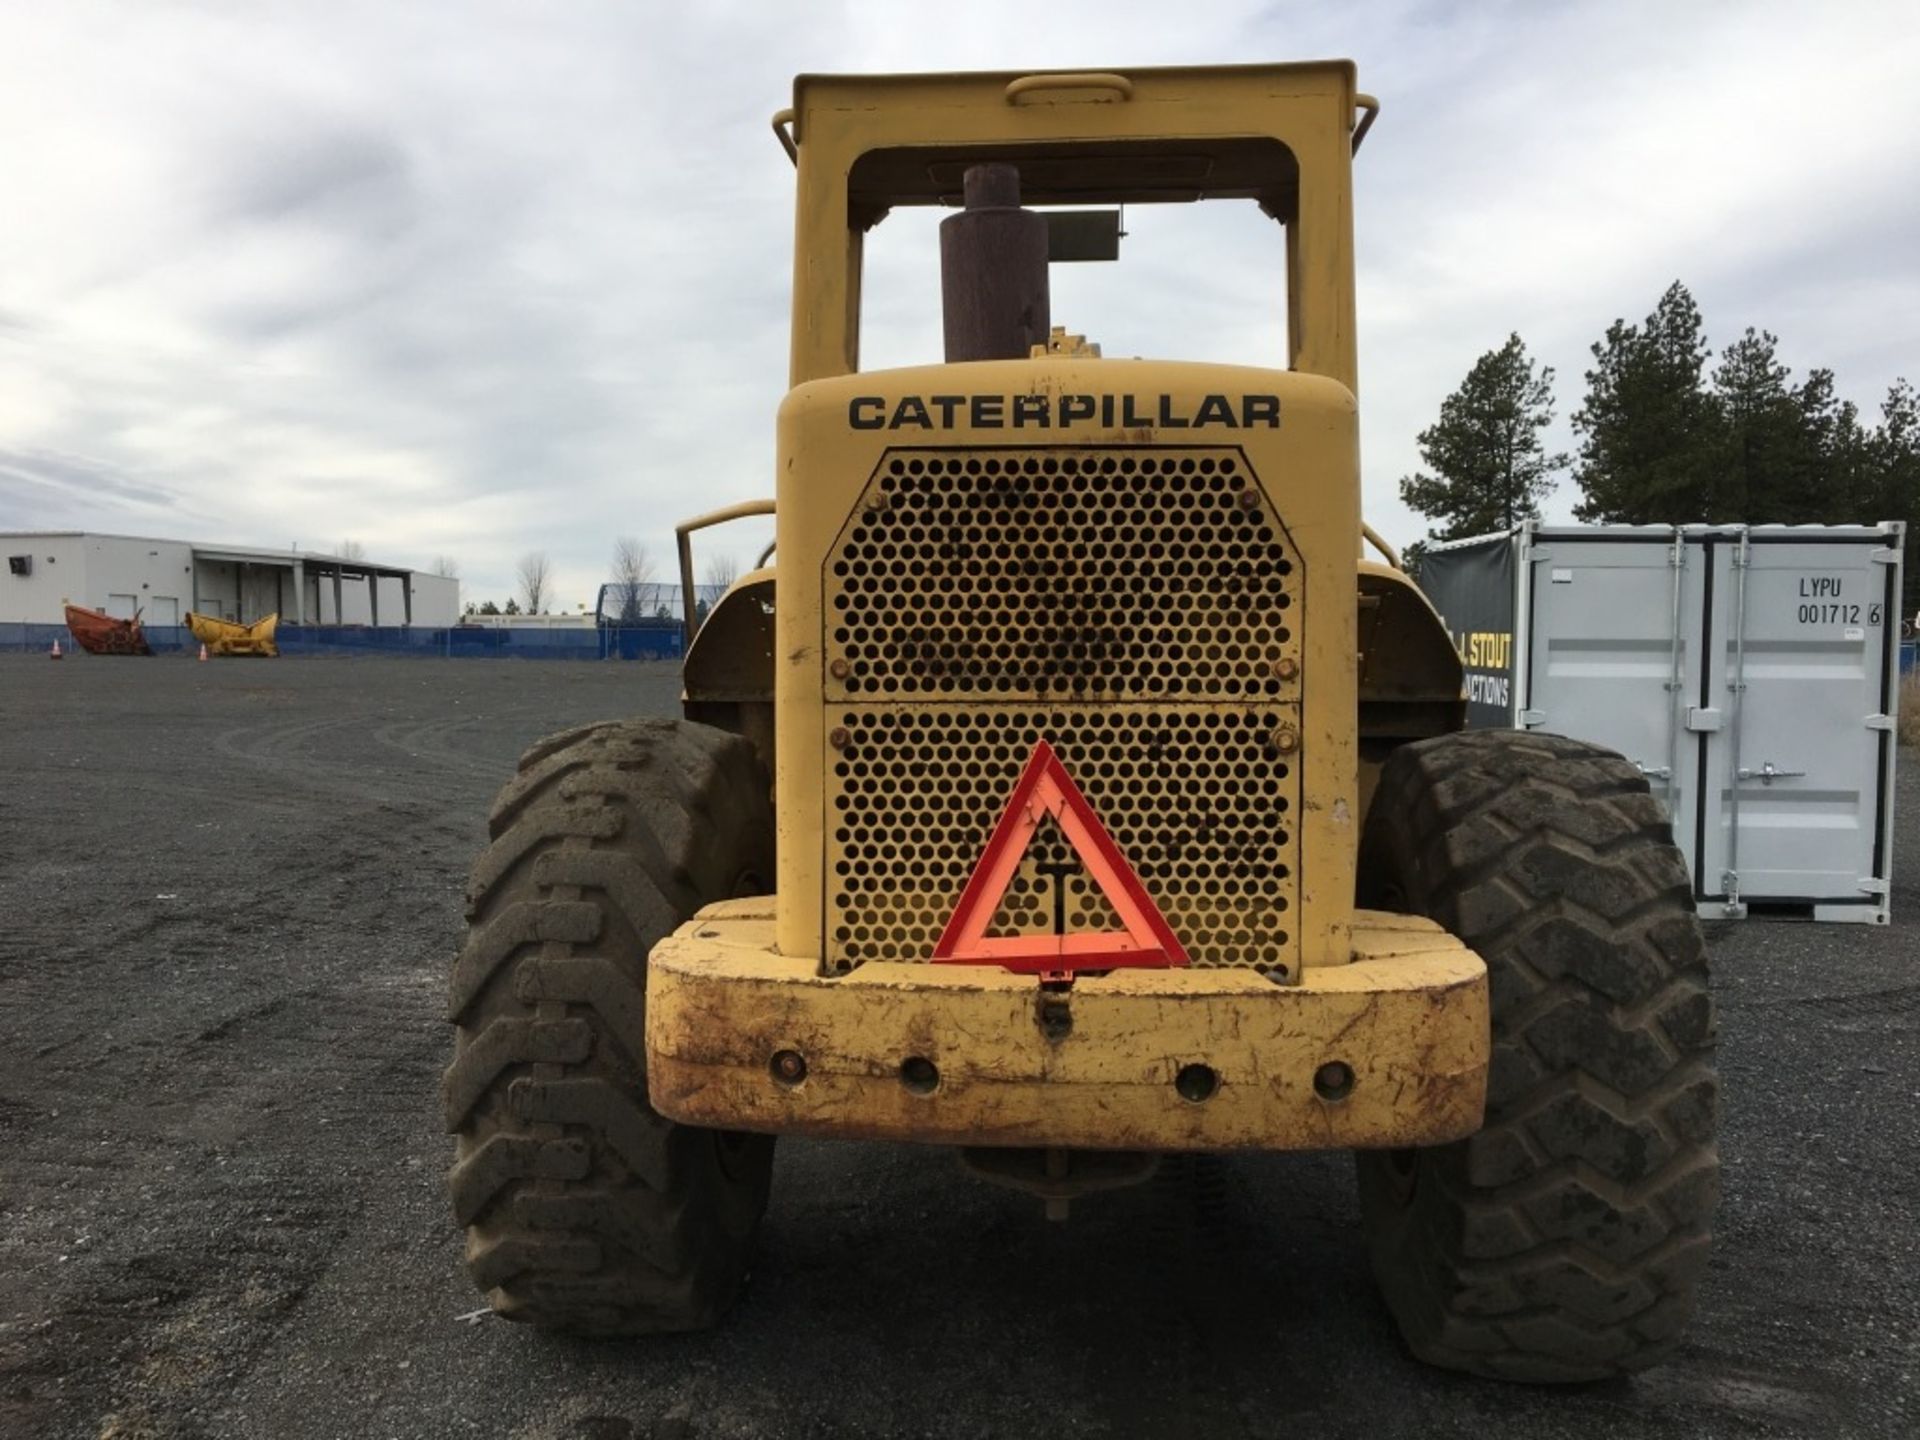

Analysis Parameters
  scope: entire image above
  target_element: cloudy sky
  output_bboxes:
[2,1,1916,610]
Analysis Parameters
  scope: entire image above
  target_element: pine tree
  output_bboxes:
[1398,333,1567,541]
[1783,367,1869,523]
[1863,379,1917,514]
[1572,282,1719,522]
[1710,328,1799,520]
[1868,379,1920,613]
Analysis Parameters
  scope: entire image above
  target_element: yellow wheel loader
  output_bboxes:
[444,62,1717,1381]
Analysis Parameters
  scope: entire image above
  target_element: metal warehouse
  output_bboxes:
[1,532,459,629]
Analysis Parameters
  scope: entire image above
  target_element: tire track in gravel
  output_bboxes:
[1,658,671,1439]
[7,657,1918,1439]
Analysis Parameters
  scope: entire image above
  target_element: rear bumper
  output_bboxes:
[645,900,1488,1151]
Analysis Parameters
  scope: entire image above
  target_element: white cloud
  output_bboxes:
[0,0,1915,605]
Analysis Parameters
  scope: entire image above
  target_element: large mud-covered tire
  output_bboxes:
[444,717,776,1333]
[1356,730,1719,1382]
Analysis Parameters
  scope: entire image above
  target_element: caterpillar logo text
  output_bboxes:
[848,392,1282,432]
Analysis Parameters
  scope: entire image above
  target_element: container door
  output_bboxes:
[147,596,179,626]
[105,593,139,619]
[1698,531,1898,916]
[1519,533,1705,844]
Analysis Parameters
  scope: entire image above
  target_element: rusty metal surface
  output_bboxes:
[682,570,777,773]
[62,604,151,656]
[683,571,775,703]
[958,1145,1159,1217]
[1354,560,1467,823]
[645,898,1488,1151]
[939,163,1050,362]
[1356,561,1462,721]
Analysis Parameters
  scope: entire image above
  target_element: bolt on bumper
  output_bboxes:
[644,899,1488,1152]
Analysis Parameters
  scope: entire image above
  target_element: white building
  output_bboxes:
[1,532,459,628]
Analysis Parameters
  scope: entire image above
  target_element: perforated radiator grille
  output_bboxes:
[827,705,1296,973]
[822,446,1301,974]
[828,448,1294,701]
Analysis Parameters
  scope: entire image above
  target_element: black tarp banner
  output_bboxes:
[1418,535,1517,729]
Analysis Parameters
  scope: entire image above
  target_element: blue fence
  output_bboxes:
[3,621,684,661]
[10,622,1912,675]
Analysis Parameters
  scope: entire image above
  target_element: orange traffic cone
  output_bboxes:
[49,638,63,660]
[198,642,209,662]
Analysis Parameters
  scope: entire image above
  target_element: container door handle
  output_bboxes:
[1737,761,1806,785]
[1634,762,1672,779]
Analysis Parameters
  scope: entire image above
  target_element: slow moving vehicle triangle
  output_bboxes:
[932,740,1190,974]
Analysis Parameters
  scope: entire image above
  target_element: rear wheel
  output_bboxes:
[444,717,775,1333]
[1356,730,1719,1381]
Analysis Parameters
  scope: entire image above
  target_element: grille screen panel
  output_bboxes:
[823,445,1302,975]
[828,448,1295,700]
[827,705,1297,973]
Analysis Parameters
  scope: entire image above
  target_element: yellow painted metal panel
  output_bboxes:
[659,63,1490,1156]
[783,63,1360,391]
[776,362,1358,972]
[646,899,1487,1151]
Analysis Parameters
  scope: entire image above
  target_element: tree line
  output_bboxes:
[1399,282,1920,607]
[329,538,721,620]
[461,539,742,620]
[465,550,555,616]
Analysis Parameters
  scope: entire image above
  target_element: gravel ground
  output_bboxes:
[0,653,1914,1440]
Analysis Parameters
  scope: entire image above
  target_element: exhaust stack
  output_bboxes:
[939,164,1050,362]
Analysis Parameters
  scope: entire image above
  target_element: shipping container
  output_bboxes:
[1420,523,1903,924]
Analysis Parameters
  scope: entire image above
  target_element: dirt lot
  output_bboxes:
[0,653,1914,1440]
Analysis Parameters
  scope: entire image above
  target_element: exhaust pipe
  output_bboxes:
[939,164,1050,362]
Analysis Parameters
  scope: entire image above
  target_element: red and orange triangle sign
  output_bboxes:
[932,740,1189,974]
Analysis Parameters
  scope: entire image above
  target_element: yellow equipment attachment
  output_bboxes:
[186,611,280,657]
